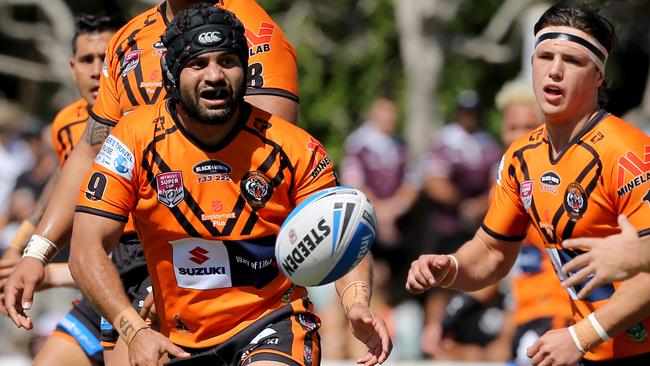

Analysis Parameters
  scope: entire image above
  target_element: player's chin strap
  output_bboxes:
[22,234,59,264]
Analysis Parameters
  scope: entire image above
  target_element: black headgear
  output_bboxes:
[161,3,249,101]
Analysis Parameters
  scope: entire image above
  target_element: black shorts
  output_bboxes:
[101,233,152,349]
[166,298,321,366]
[52,297,104,364]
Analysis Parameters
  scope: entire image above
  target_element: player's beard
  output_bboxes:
[180,81,245,126]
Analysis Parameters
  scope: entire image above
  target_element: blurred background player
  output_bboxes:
[4,0,301,364]
[417,89,503,360]
[494,78,573,366]
[29,13,122,366]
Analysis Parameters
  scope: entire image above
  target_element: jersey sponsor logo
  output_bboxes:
[245,22,274,57]
[171,238,232,290]
[540,171,561,194]
[193,159,232,175]
[156,171,184,208]
[95,135,135,180]
[626,323,648,343]
[120,50,141,77]
[520,180,533,210]
[564,182,587,222]
[307,137,331,178]
[196,31,223,45]
[304,345,313,362]
[297,313,319,332]
[152,40,165,56]
[617,145,650,197]
[280,218,331,276]
[241,171,273,210]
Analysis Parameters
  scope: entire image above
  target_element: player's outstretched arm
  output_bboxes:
[335,254,392,366]
[561,214,650,298]
[2,118,109,327]
[406,227,521,294]
[69,212,190,366]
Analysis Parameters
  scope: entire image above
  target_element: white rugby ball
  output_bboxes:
[275,186,376,287]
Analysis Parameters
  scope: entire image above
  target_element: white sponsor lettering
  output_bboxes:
[95,135,135,180]
[170,238,232,290]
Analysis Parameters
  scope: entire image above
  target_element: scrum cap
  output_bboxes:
[161,3,249,101]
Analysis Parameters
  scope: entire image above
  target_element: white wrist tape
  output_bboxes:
[439,254,459,288]
[22,235,59,264]
[588,313,611,341]
[568,325,585,353]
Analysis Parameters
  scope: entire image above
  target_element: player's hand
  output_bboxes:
[346,303,392,366]
[420,322,444,357]
[139,292,158,326]
[0,247,22,315]
[561,214,645,298]
[128,327,190,366]
[526,328,583,366]
[3,257,45,329]
[405,254,452,294]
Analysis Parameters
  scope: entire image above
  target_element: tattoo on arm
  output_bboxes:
[83,117,112,146]
[119,316,135,340]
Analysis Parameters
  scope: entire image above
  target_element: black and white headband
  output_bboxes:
[535,26,608,74]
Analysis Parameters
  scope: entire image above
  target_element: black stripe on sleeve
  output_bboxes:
[89,110,117,127]
[639,228,650,237]
[75,206,129,222]
[481,223,526,242]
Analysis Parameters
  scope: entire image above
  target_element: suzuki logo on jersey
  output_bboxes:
[120,50,140,77]
[245,22,274,56]
[189,246,209,265]
[196,31,222,45]
[171,238,232,290]
[307,137,331,178]
[156,171,184,208]
[617,145,650,197]
[95,135,134,180]
[520,181,533,210]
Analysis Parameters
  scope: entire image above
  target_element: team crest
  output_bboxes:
[519,181,533,210]
[156,171,184,208]
[241,171,273,210]
[627,323,649,343]
[564,182,587,222]
[121,50,141,77]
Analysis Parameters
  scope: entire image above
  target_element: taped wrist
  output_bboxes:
[339,280,371,315]
[113,308,150,345]
[22,234,59,264]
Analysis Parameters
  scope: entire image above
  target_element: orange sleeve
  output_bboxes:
[482,149,530,240]
[76,120,139,221]
[610,140,650,234]
[91,34,123,126]
[289,131,337,204]
[225,0,299,100]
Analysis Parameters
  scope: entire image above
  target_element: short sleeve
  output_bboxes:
[292,135,338,204]
[482,151,530,241]
[612,144,650,234]
[91,49,122,126]
[75,122,139,221]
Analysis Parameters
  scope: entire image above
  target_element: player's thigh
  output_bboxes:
[104,337,129,366]
[33,334,97,366]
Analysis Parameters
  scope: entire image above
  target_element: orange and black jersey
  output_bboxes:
[91,0,298,127]
[485,111,650,360]
[76,102,336,348]
[51,98,88,165]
